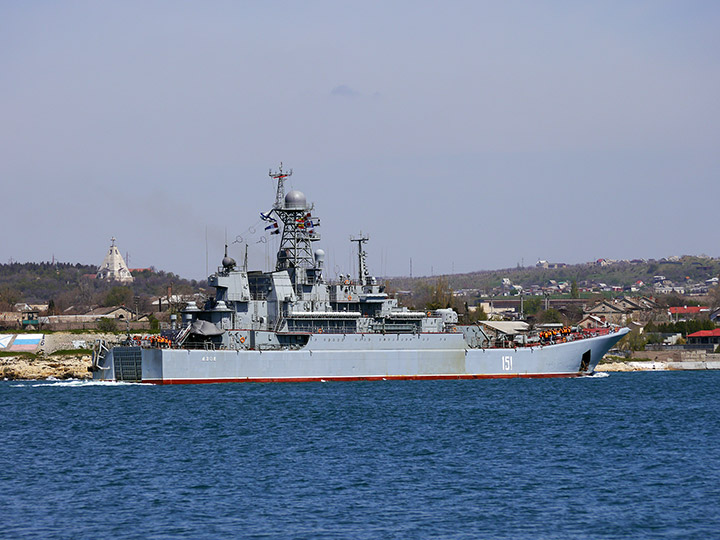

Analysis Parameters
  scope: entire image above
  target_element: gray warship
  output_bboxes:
[92,165,628,384]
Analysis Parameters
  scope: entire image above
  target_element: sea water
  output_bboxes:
[1,372,719,539]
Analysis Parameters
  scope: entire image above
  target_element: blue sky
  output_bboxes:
[2,1,719,279]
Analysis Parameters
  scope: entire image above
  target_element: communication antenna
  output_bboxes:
[350,233,370,285]
[269,162,293,209]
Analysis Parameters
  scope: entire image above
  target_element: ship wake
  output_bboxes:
[14,379,151,388]
[578,371,610,379]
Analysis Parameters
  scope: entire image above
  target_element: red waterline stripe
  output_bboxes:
[141,373,584,385]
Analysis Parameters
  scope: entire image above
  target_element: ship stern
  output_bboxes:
[91,345,163,383]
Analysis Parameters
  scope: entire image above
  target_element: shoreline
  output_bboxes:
[0,331,119,380]
[0,354,92,380]
[598,360,720,372]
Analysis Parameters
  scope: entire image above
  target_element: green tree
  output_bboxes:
[97,318,118,332]
[709,281,720,309]
[104,286,133,307]
[465,303,488,322]
[0,286,19,310]
[537,308,563,324]
[570,280,579,299]
[425,278,454,310]
[618,329,647,351]
[524,297,542,316]
[148,315,160,332]
[658,319,716,337]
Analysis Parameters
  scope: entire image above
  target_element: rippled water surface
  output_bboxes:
[2,372,719,539]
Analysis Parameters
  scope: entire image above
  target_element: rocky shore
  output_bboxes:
[596,361,654,372]
[0,332,120,381]
[597,358,720,372]
[0,354,92,380]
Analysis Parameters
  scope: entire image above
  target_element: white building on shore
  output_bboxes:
[97,237,134,283]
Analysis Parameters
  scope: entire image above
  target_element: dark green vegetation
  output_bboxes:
[618,329,649,352]
[96,318,118,332]
[0,262,206,313]
[0,351,36,358]
[646,319,717,337]
[49,348,93,356]
[619,320,718,351]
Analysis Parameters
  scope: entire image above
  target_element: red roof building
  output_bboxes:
[687,329,720,338]
[668,306,709,314]
[668,306,710,320]
[687,328,720,346]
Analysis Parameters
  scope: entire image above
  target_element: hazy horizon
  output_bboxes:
[3,249,716,282]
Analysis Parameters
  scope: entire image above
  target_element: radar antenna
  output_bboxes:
[350,233,370,286]
[269,162,293,210]
[267,165,321,293]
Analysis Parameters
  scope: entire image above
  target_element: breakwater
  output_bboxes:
[598,350,720,372]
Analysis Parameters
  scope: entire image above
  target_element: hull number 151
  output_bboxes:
[502,355,513,371]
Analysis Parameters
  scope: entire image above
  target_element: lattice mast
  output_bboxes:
[269,164,321,284]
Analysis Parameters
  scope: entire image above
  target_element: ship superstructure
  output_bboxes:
[91,166,628,384]
[179,164,450,351]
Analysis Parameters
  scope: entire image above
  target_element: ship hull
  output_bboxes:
[93,329,628,384]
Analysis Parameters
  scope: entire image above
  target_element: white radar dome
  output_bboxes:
[285,190,307,210]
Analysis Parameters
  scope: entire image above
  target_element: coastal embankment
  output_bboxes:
[598,350,720,372]
[0,332,118,380]
[0,355,92,380]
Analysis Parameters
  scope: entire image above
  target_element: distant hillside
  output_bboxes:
[3,256,718,314]
[387,256,720,296]
[0,262,206,311]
